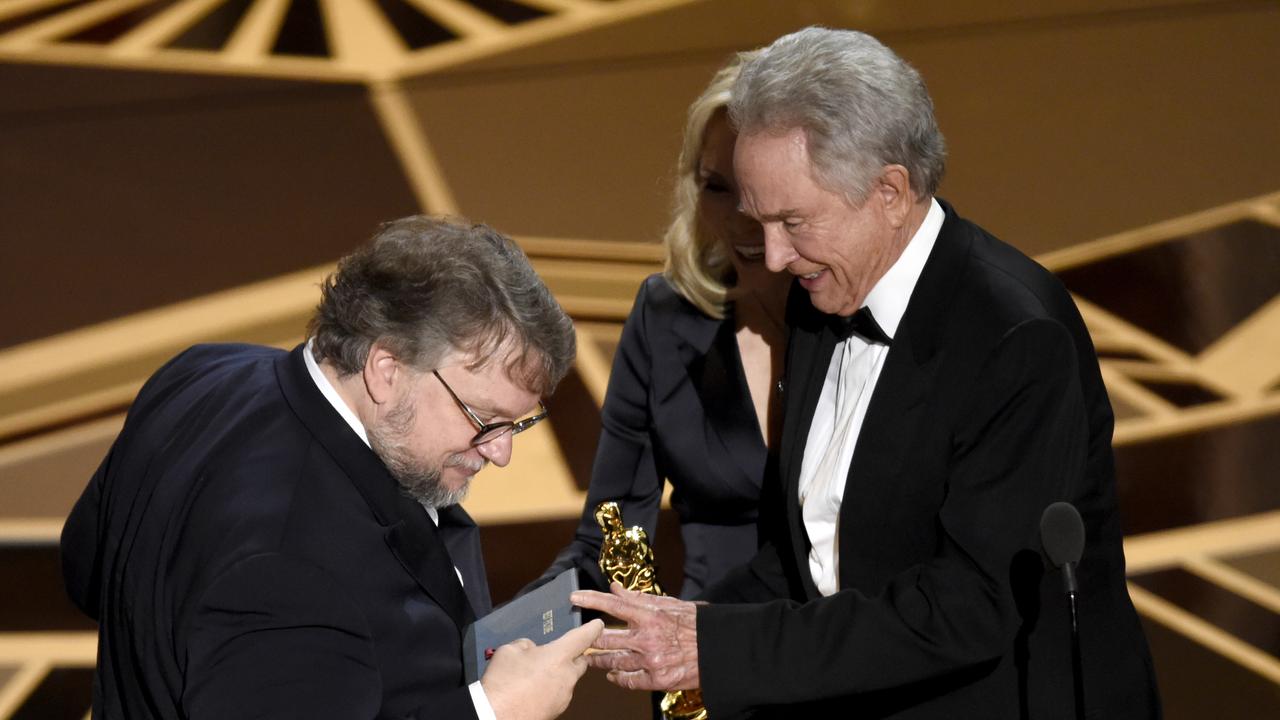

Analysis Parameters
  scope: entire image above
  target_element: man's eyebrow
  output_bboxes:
[746,208,801,221]
[474,401,507,420]
[479,398,530,422]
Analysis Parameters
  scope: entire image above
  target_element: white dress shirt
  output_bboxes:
[798,199,944,596]
[304,342,496,720]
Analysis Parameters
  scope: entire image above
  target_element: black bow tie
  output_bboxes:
[830,307,892,346]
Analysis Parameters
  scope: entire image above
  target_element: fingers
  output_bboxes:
[572,585,658,623]
[570,589,631,619]
[607,669,660,692]
[584,648,643,673]
[592,627,639,652]
[493,637,535,657]
[606,666,699,693]
[550,618,605,658]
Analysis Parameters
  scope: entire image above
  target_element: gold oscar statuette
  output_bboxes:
[595,501,708,720]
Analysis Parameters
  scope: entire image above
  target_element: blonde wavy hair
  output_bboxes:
[663,51,757,319]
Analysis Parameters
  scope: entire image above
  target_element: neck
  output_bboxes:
[883,197,932,271]
[845,196,932,314]
[901,196,932,242]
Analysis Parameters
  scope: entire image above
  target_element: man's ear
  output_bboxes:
[876,164,915,229]
[363,342,401,406]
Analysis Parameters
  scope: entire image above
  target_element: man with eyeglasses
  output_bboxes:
[61,216,603,720]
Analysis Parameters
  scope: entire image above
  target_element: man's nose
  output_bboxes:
[764,226,798,272]
[476,432,513,467]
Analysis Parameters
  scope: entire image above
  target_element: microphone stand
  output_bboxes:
[1041,501,1087,720]
[1063,562,1084,720]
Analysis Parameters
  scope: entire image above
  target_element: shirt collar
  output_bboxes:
[304,340,440,524]
[862,197,944,340]
[304,339,370,447]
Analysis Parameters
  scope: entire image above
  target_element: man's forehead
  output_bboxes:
[443,349,542,408]
[736,127,809,163]
[735,129,815,214]
[737,130,814,187]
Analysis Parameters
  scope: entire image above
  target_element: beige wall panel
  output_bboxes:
[422,1,1278,256]
[0,419,121,519]
[401,58,726,242]
[447,0,1222,72]
[898,4,1280,255]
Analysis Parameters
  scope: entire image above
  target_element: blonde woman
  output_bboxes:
[533,53,791,599]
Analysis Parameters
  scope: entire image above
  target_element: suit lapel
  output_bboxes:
[777,285,837,598]
[436,505,492,617]
[275,345,476,631]
[672,305,767,490]
[838,323,942,523]
[384,515,476,629]
[836,200,971,588]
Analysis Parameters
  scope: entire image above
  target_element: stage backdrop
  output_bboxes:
[1,1,1277,717]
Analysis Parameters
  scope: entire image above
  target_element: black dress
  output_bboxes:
[532,274,773,599]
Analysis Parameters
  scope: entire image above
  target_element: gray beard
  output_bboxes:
[368,395,472,509]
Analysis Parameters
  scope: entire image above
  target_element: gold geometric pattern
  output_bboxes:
[1040,193,1280,700]
[2,2,1279,715]
[1040,192,1280,448]
[0,0,697,82]
[0,636,94,719]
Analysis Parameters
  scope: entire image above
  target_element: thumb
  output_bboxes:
[551,618,605,658]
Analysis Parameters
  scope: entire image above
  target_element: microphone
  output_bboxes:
[1040,501,1086,720]
[1040,501,1085,594]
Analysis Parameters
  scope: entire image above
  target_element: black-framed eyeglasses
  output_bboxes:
[432,370,549,446]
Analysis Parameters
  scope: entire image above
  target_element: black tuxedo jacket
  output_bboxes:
[699,202,1160,719]
[61,343,491,719]
[532,275,767,599]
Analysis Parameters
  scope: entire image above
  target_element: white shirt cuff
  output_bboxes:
[468,680,497,720]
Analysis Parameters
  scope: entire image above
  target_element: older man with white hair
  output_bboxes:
[575,26,1160,719]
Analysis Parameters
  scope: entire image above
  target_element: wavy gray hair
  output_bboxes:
[729,26,946,202]
[308,215,575,395]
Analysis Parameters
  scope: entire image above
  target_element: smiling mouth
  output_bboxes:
[797,269,824,280]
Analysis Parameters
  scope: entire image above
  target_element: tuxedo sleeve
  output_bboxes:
[698,319,1089,712]
[61,446,112,620]
[61,346,200,621]
[524,279,664,595]
[183,553,479,720]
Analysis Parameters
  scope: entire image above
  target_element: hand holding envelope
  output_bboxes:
[481,618,605,720]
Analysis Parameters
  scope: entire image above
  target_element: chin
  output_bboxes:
[385,458,471,509]
[803,284,856,315]
[427,474,472,509]
[806,291,839,315]
[446,479,473,505]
